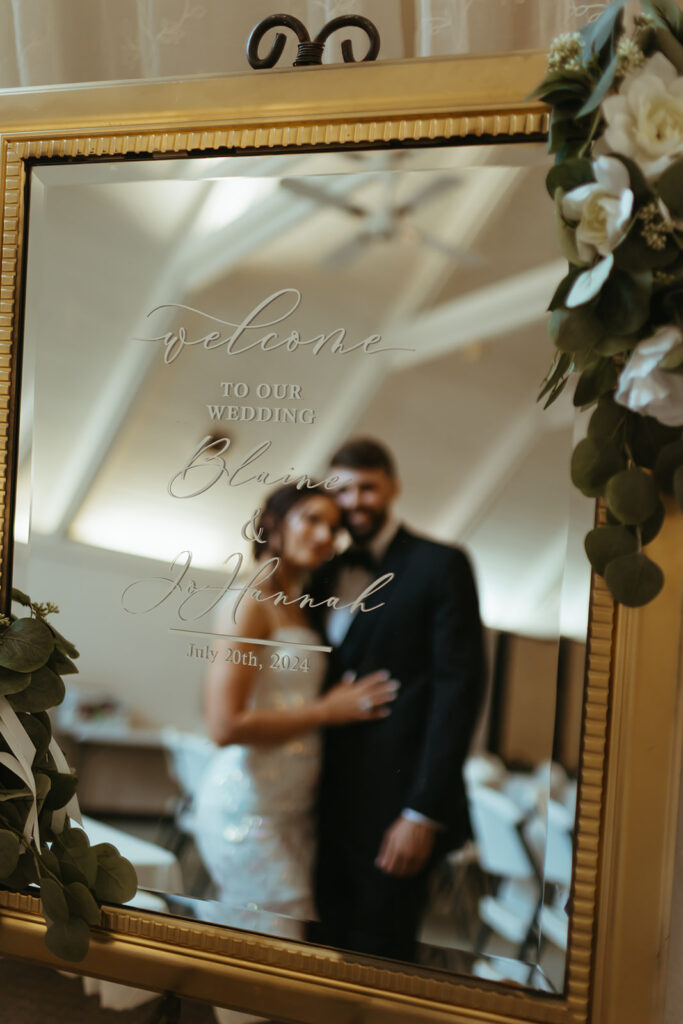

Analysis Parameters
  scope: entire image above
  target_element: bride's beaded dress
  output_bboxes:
[194,626,326,925]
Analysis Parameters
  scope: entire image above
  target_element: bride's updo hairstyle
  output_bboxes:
[254,483,332,560]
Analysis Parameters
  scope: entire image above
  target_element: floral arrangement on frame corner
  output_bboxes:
[0,590,136,961]
[535,0,683,606]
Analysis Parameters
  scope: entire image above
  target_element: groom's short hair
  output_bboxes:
[330,438,396,478]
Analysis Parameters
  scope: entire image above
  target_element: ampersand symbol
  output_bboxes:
[241,508,266,544]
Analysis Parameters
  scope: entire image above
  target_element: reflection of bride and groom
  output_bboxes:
[194,438,484,972]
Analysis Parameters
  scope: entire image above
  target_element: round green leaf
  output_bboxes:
[573,359,618,408]
[605,467,659,524]
[40,876,69,922]
[0,665,31,697]
[588,397,626,439]
[0,618,54,673]
[674,464,683,511]
[597,268,651,335]
[604,552,665,606]
[43,771,78,812]
[584,525,638,575]
[44,916,91,963]
[629,414,681,468]
[654,439,683,493]
[48,625,79,660]
[65,881,102,927]
[0,827,21,876]
[570,437,625,496]
[555,307,605,353]
[8,665,65,712]
[18,712,51,762]
[546,158,594,197]
[92,843,137,904]
[640,498,666,545]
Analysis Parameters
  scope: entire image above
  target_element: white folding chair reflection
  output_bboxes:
[467,784,541,958]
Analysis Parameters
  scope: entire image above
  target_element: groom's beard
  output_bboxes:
[343,506,388,545]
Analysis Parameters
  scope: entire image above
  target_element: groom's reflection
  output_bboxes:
[311,438,485,962]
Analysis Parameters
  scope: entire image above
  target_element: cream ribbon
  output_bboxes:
[0,694,82,849]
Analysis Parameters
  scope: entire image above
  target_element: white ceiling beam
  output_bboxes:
[388,258,567,367]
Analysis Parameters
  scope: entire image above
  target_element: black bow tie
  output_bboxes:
[341,546,379,573]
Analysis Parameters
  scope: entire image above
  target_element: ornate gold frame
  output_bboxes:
[0,52,680,1024]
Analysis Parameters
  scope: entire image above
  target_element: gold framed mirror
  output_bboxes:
[0,52,681,1024]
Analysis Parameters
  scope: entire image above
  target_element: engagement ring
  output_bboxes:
[358,696,373,711]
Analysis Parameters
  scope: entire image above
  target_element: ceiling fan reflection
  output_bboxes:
[279,173,485,270]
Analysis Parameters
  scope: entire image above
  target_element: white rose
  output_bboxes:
[562,156,633,262]
[602,53,683,180]
[614,325,683,427]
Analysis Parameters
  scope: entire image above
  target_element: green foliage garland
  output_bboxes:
[0,589,137,961]
[535,0,683,606]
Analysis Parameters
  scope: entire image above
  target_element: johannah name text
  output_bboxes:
[121,550,394,624]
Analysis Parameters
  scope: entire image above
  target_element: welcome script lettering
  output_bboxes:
[136,290,415,363]
[123,290,404,625]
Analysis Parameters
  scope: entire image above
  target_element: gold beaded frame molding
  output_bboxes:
[0,52,681,1024]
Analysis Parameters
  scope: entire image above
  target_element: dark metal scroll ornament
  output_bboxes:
[247,14,380,69]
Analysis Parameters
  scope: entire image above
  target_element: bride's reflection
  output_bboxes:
[194,483,397,935]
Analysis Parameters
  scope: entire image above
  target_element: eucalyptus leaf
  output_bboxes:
[92,843,137,904]
[2,852,38,891]
[605,467,659,524]
[577,52,619,117]
[18,712,51,762]
[628,413,681,467]
[0,666,31,697]
[614,223,679,271]
[0,787,30,802]
[42,771,78,812]
[0,618,54,673]
[584,524,638,575]
[48,625,79,660]
[539,350,572,401]
[546,158,594,198]
[656,158,683,219]
[594,334,637,356]
[0,827,21,876]
[8,665,65,713]
[34,772,52,804]
[65,881,102,927]
[555,307,605,352]
[580,0,627,57]
[549,268,582,310]
[40,876,69,922]
[573,358,618,407]
[639,497,666,545]
[10,588,32,608]
[39,847,62,881]
[597,268,651,334]
[44,916,91,963]
[55,828,97,888]
[604,551,665,605]
[47,647,79,676]
[654,23,683,70]
[570,437,625,496]
[644,0,683,37]
[654,439,683,491]
[674,463,683,510]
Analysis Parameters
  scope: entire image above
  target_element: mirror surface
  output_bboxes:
[14,144,593,992]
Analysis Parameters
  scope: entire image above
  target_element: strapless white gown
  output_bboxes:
[194,626,326,932]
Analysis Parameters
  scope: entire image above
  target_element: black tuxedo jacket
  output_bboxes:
[311,526,485,858]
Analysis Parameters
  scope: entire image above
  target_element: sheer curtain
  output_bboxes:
[0,0,605,88]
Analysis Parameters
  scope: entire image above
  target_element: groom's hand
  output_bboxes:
[375,817,436,877]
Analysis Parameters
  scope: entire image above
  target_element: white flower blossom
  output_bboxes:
[602,53,683,180]
[614,325,683,426]
[562,156,634,262]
